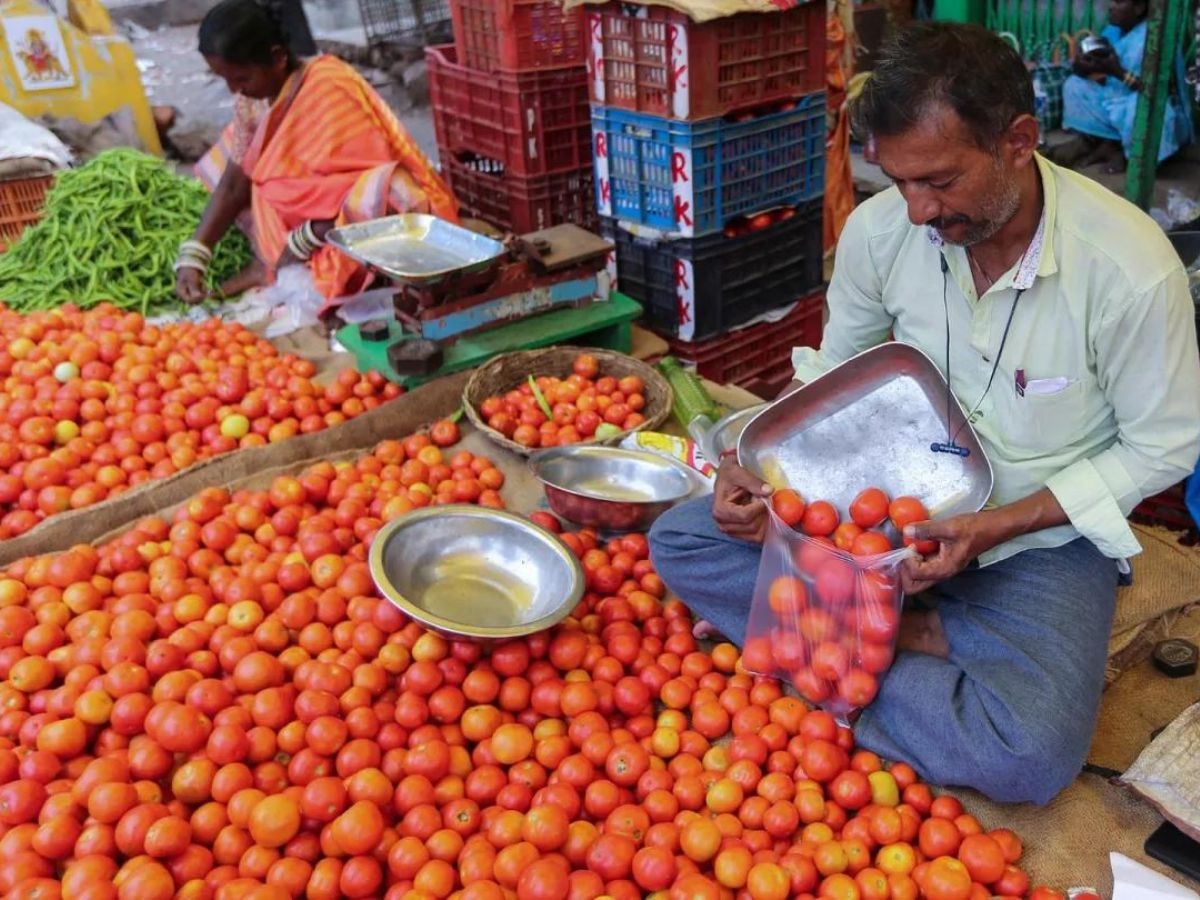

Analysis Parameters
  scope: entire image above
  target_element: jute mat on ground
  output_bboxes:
[1106,525,1200,683]
[945,649,1200,896]
[948,527,1200,896]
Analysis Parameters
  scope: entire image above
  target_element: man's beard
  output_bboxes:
[929,164,1022,247]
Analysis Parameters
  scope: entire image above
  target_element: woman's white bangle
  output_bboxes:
[287,221,325,261]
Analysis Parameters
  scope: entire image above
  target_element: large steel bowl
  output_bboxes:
[531,446,697,532]
[369,506,584,640]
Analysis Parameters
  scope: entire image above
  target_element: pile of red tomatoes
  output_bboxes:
[0,424,1070,900]
[0,304,402,538]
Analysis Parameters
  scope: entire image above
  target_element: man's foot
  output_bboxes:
[693,619,722,640]
[1080,139,1123,169]
[219,258,268,298]
[1046,133,1097,167]
[897,609,950,659]
[1104,155,1129,174]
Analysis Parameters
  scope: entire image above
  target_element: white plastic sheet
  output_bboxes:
[0,102,72,168]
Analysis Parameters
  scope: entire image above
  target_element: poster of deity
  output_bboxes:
[3,15,76,91]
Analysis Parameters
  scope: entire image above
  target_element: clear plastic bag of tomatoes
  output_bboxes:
[742,509,914,723]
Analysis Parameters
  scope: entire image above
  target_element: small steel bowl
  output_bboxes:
[531,446,697,532]
[369,506,584,640]
[699,403,767,463]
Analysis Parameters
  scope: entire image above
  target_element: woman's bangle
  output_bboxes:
[287,221,326,261]
[179,239,213,262]
[1122,70,1141,90]
[174,240,211,273]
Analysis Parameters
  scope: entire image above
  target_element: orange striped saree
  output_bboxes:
[197,55,458,304]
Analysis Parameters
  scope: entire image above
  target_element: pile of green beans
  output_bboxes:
[0,149,253,315]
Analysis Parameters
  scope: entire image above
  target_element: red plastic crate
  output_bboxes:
[444,154,597,234]
[451,0,586,71]
[664,289,825,386]
[0,175,52,253]
[585,1,825,120]
[1132,483,1197,535]
[739,360,798,400]
[427,45,591,178]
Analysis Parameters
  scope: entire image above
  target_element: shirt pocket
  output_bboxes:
[995,377,1087,455]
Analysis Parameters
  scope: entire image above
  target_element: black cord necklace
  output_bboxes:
[931,252,1026,457]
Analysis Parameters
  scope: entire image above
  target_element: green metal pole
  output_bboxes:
[1125,0,1186,209]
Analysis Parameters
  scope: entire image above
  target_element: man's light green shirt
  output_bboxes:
[793,155,1200,565]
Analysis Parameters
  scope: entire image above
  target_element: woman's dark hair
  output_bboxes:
[851,22,1035,150]
[199,0,293,66]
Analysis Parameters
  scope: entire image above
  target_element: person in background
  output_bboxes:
[1058,0,1192,172]
[175,0,457,307]
[650,22,1200,805]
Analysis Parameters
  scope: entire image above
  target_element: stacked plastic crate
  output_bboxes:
[587,2,828,390]
[428,1,595,234]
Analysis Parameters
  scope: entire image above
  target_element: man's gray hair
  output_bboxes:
[851,22,1036,149]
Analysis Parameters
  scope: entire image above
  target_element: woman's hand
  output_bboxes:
[712,460,773,543]
[176,266,209,303]
[275,245,305,271]
[1085,47,1123,78]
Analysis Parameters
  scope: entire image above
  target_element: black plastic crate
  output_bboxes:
[357,0,451,45]
[603,199,824,341]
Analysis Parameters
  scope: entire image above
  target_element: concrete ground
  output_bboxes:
[104,0,221,30]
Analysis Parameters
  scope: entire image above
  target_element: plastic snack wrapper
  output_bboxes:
[742,509,914,722]
[619,431,716,485]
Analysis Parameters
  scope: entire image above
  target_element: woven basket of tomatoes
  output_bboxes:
[464,347,673,456]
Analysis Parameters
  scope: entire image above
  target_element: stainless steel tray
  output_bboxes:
[738,343,993,518]
[327,214,506,286]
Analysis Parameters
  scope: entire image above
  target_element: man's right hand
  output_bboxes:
[712,459,774,543]
[176,266,208,303]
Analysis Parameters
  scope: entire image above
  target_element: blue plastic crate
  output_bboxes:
[591,92,826,237]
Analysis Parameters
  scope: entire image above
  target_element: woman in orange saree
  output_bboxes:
[175,0,457,310]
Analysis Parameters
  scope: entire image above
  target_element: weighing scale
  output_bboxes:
[330,215,636,386]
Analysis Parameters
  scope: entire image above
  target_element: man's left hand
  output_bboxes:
[900,513,1000,594]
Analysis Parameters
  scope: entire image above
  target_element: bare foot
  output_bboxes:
[896,609,950,659]
[1047,133,1095,168]
[219,258,268,298]
[693,619,721,640]
[1081,139,1123,169]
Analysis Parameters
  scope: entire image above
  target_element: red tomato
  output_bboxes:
[771,489,806,528]
[888,496,929,529]
[801,500,839,537]
[849,487,890,528]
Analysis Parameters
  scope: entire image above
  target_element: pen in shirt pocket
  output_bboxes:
[1015,368,1026,397]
